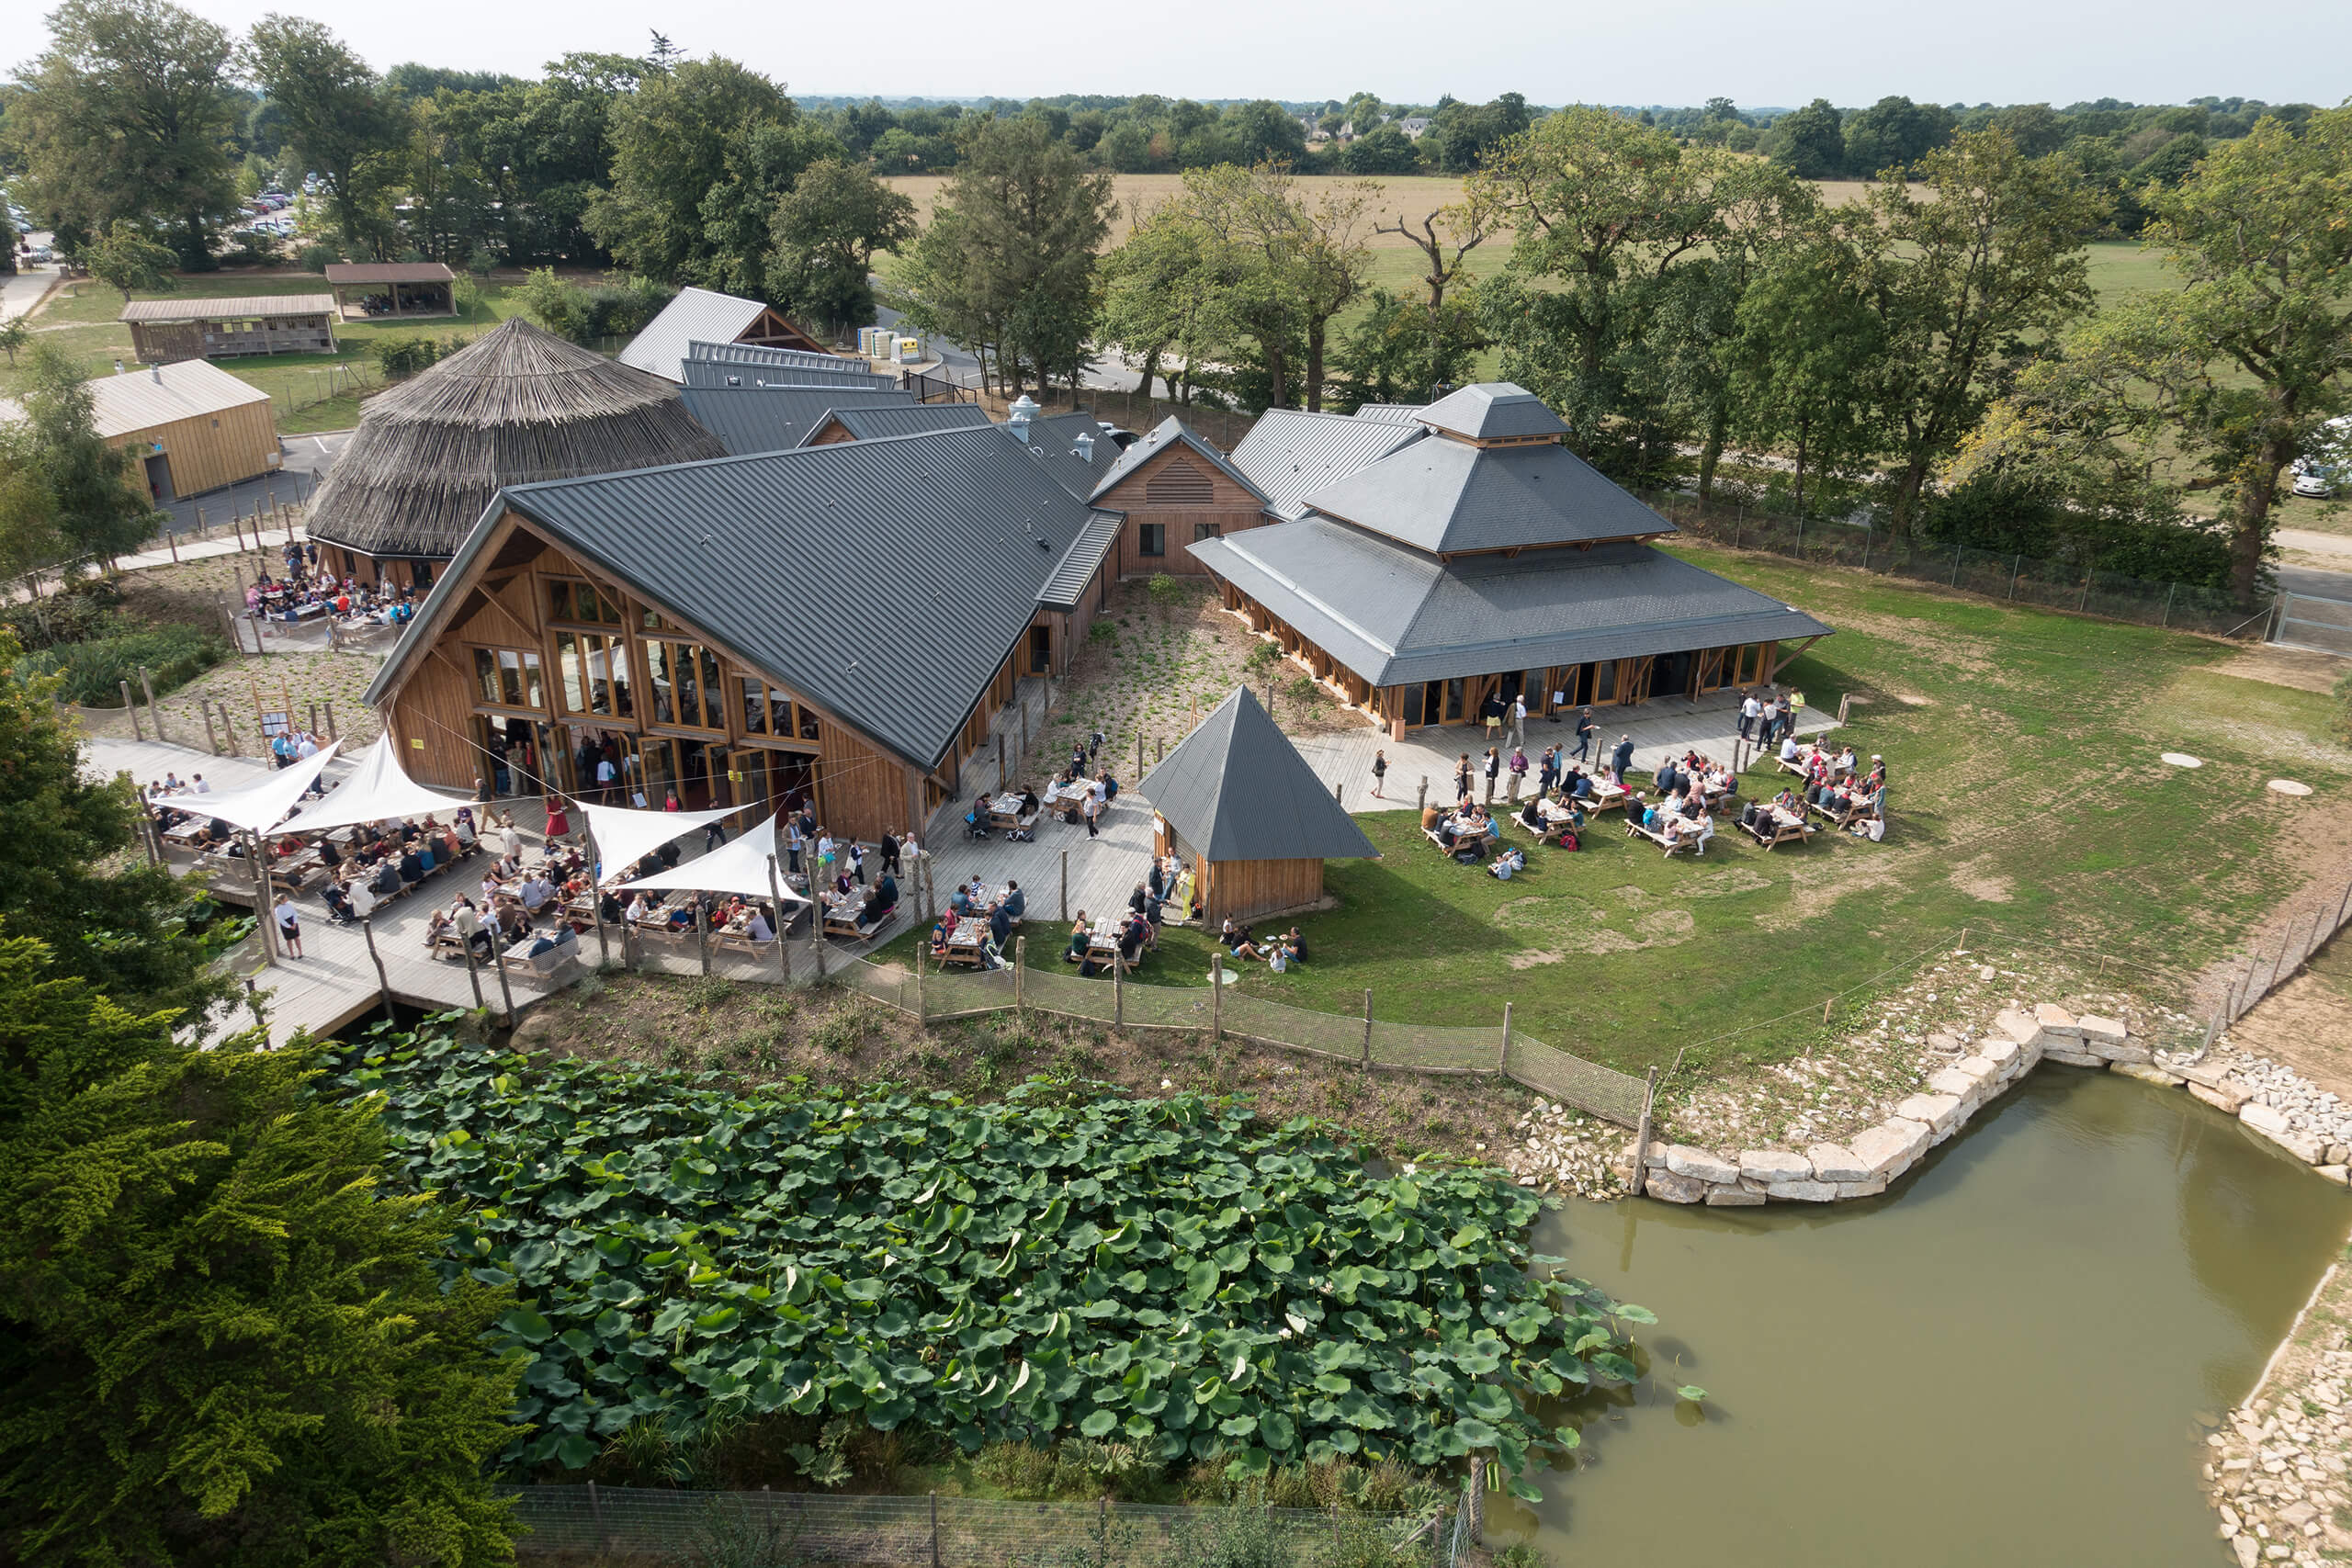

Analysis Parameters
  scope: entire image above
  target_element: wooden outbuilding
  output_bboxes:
[323,262,457,320]
[81,360,279,502]
[1081,417,1274,580]
[1139,686,1378,930]
[616,286,831,380]
[119,295,337,362]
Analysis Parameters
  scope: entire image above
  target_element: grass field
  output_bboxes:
[887,544,2346,1083]
[6,269,543,434]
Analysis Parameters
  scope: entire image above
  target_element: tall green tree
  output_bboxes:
[1841,96,1958,176]
[1953,108,2352,606]
[243,16,410,251]
[889,116,1114,397]
[16,344,163,570]
[0,939,523,1567]
[81,216,176,302]
[1729,239,1886,513]
[3,0,242,265]
[766,157,916,333]
[1473,107,1733,471]
[1852,128,2109,529]
[1771,97,1847,180]
[586,55,809,286]
[1372,190,1498,397]
[1094,199,1231,403]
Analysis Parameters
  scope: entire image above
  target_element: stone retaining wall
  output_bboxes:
[1623,1003,2352,1205]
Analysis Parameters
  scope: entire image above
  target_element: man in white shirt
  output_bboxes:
[1509,694,1527,747]
[500,822,522,860]
[297,732,320,761]
[193,774,211,794]
[1778,733,1800,764]
[349,878,377,920]
[747,907,774,942]
[1739,692,1762,740]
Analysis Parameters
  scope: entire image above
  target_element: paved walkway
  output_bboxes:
[1,264,59,322]
[2278,528,2352,561]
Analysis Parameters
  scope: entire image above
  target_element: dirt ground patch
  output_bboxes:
[1017,577,1372,783]
[2213,643,2349,696]
[2224,939,2352,1101]
[507,967,1537,1164]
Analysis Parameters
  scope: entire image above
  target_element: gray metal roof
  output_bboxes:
[119,294,335,322]
[1019,412,1124,500]
[1086,415,1264,505]
[616,287,768,380]
[79,360,270,436]
[367,426,1118,773]
[1041,512,1123,609]
[1227,409,1424,520]
[680,385,913,454]
[684,339,850,374]
[1137,686,1378,864]
[1350,403,1428,424]
[811,402,991,444]
[678,358,899,391]
[1416,382,1568,441]
[1188,523,1832,688]
[1300,435,1673,555]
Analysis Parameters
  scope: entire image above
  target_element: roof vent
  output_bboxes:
[1074,431,1094,464]
[150,364,163,383]
[1006,394,1040,444]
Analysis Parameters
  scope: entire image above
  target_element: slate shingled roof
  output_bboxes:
[1415,382,1569,441]
[365,426,1117,772]
[1299,435,1674,554]
[1085,416,1264,505]
[1226,409,1424,520]
[616,287,769,379]
[1138,686,1378,864]
[1188,524,1830,688]
[810,402,992,444]
[680,385,914,455]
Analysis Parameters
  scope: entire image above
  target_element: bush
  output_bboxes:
[9,618,227,705]
[296,242,342,273]
[1918,476,2233,591]
[372,333,471,379]
[1147,572,1184,606]
[514,266,677,344]
[221,229,284,267]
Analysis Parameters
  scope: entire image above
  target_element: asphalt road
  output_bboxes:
[159,430,350,533]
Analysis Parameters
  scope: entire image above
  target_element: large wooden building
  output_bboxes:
[616,287,831,381]
[119,295,336,362]
[1195,385,1831,738]
[361,423,1128,844]
[305,318,727,592]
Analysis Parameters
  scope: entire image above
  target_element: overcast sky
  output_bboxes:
[28,0,2352,107]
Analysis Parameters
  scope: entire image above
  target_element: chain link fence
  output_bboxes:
[1637,489,2263,637]
[503,1483,1450,1565]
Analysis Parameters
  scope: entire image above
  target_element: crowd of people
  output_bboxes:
[244,540,422,630]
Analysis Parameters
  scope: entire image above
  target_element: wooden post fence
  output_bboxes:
[1361,988,1373,1071]
[1629,1066,1659,1199]
[362,918,395,1024]
[1498,1001,1512,1073]
[121,681,144,740]
[460,928,486,1011]
[140,667,164,741]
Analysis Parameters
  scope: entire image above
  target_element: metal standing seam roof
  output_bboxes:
[1017,412,1125,500]
[616,287,772,380]
[809,402,992,444]
[679,358,899,391]
[80,360,272,437]
[322,262,455,285]
[1085,416,1264,505]
[1040,512,1123,608]
[1137,686,1379,864]
[1188,523,1832,689]
[1226,409,1426,520]
[679,385,915,455]
[1350,403,1429,424]
[686,339,855,374]
[119,295,336,321]
[366,425,1121,773]
[1300,436,1676,555]
[1414,382,1570,441]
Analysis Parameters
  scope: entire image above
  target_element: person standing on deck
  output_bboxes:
[1371,749,1387,799]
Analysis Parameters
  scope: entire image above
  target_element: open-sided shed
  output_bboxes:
[1138,685,1378,930]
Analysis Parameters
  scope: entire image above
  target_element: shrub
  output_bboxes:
[373,333,470,380]
[1147,572,1184,606]
[974,1440,1057,1499]
[296,242,342,273]
[221,229,284,267]
[9,618,227,705]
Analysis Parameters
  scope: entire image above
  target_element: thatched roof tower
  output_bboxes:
[307,316,727,567]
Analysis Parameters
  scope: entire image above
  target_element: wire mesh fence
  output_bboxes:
[2210,877,2352,1039]
[1638,490,2260,637]
[503,1483,1450,1565]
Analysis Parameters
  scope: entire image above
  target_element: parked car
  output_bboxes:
[26,244,54,264]
[1098,423,1142,450]
[2291,415,2351,499]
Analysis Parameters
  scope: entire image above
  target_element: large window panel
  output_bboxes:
[557,631,631,717]
[473,647,544,711]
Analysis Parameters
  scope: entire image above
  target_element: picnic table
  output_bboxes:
[1625,814,1704,859]
[1742,807,1815,852]
[979,793,1035,829]
[936,921,989,967]
[1041,782,1091,823]
[1424,814,1499,860]
[1584,780,1628,814]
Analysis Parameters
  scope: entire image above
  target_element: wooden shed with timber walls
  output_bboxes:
[1138,685,1378,931]
[360,422,1126,848]
[119,295,337,361]
[1084,417,1271,579]
[57,360,283,502]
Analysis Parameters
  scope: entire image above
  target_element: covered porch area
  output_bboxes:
[323,261,457,321]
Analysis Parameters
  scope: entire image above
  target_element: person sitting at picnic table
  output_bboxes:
[1778,731,1802,765]
[1489,845,1527,880]
[397,846,425,886]
[521,874,555,912]
[949,883,974,917]
[857,874,899,931]
[1063,912,1091,963]
[1519,794,1549,832]
[322,878,356,924]
[930,911,961,957]
[1000,881,1025,923]
[663,900,696,932]
[1018,785,1041,818]
[1773,787,1804,818]
[1117,912,1148,965]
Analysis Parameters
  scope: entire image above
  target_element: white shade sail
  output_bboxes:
[617,815,808,904]
[581,799,738,886]
[149,740,339,833]
[273,735,478,837]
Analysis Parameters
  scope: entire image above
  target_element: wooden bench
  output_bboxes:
[1740,813,1815,852]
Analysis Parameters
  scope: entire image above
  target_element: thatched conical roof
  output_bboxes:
[307,317,728,559]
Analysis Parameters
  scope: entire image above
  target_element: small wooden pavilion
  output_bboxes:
[1139,686,1378,929]
[323,262,457,319]
[120,296,337,361]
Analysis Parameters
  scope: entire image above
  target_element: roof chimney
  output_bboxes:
[1073,431,1094,465]
[1006,394,1039,445]
[150,363,163,384]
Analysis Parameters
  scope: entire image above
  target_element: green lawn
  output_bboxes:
[6,268,543,433]
[889,546,2346,1080]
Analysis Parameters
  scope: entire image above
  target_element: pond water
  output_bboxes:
[1505,1068,2348,1568]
